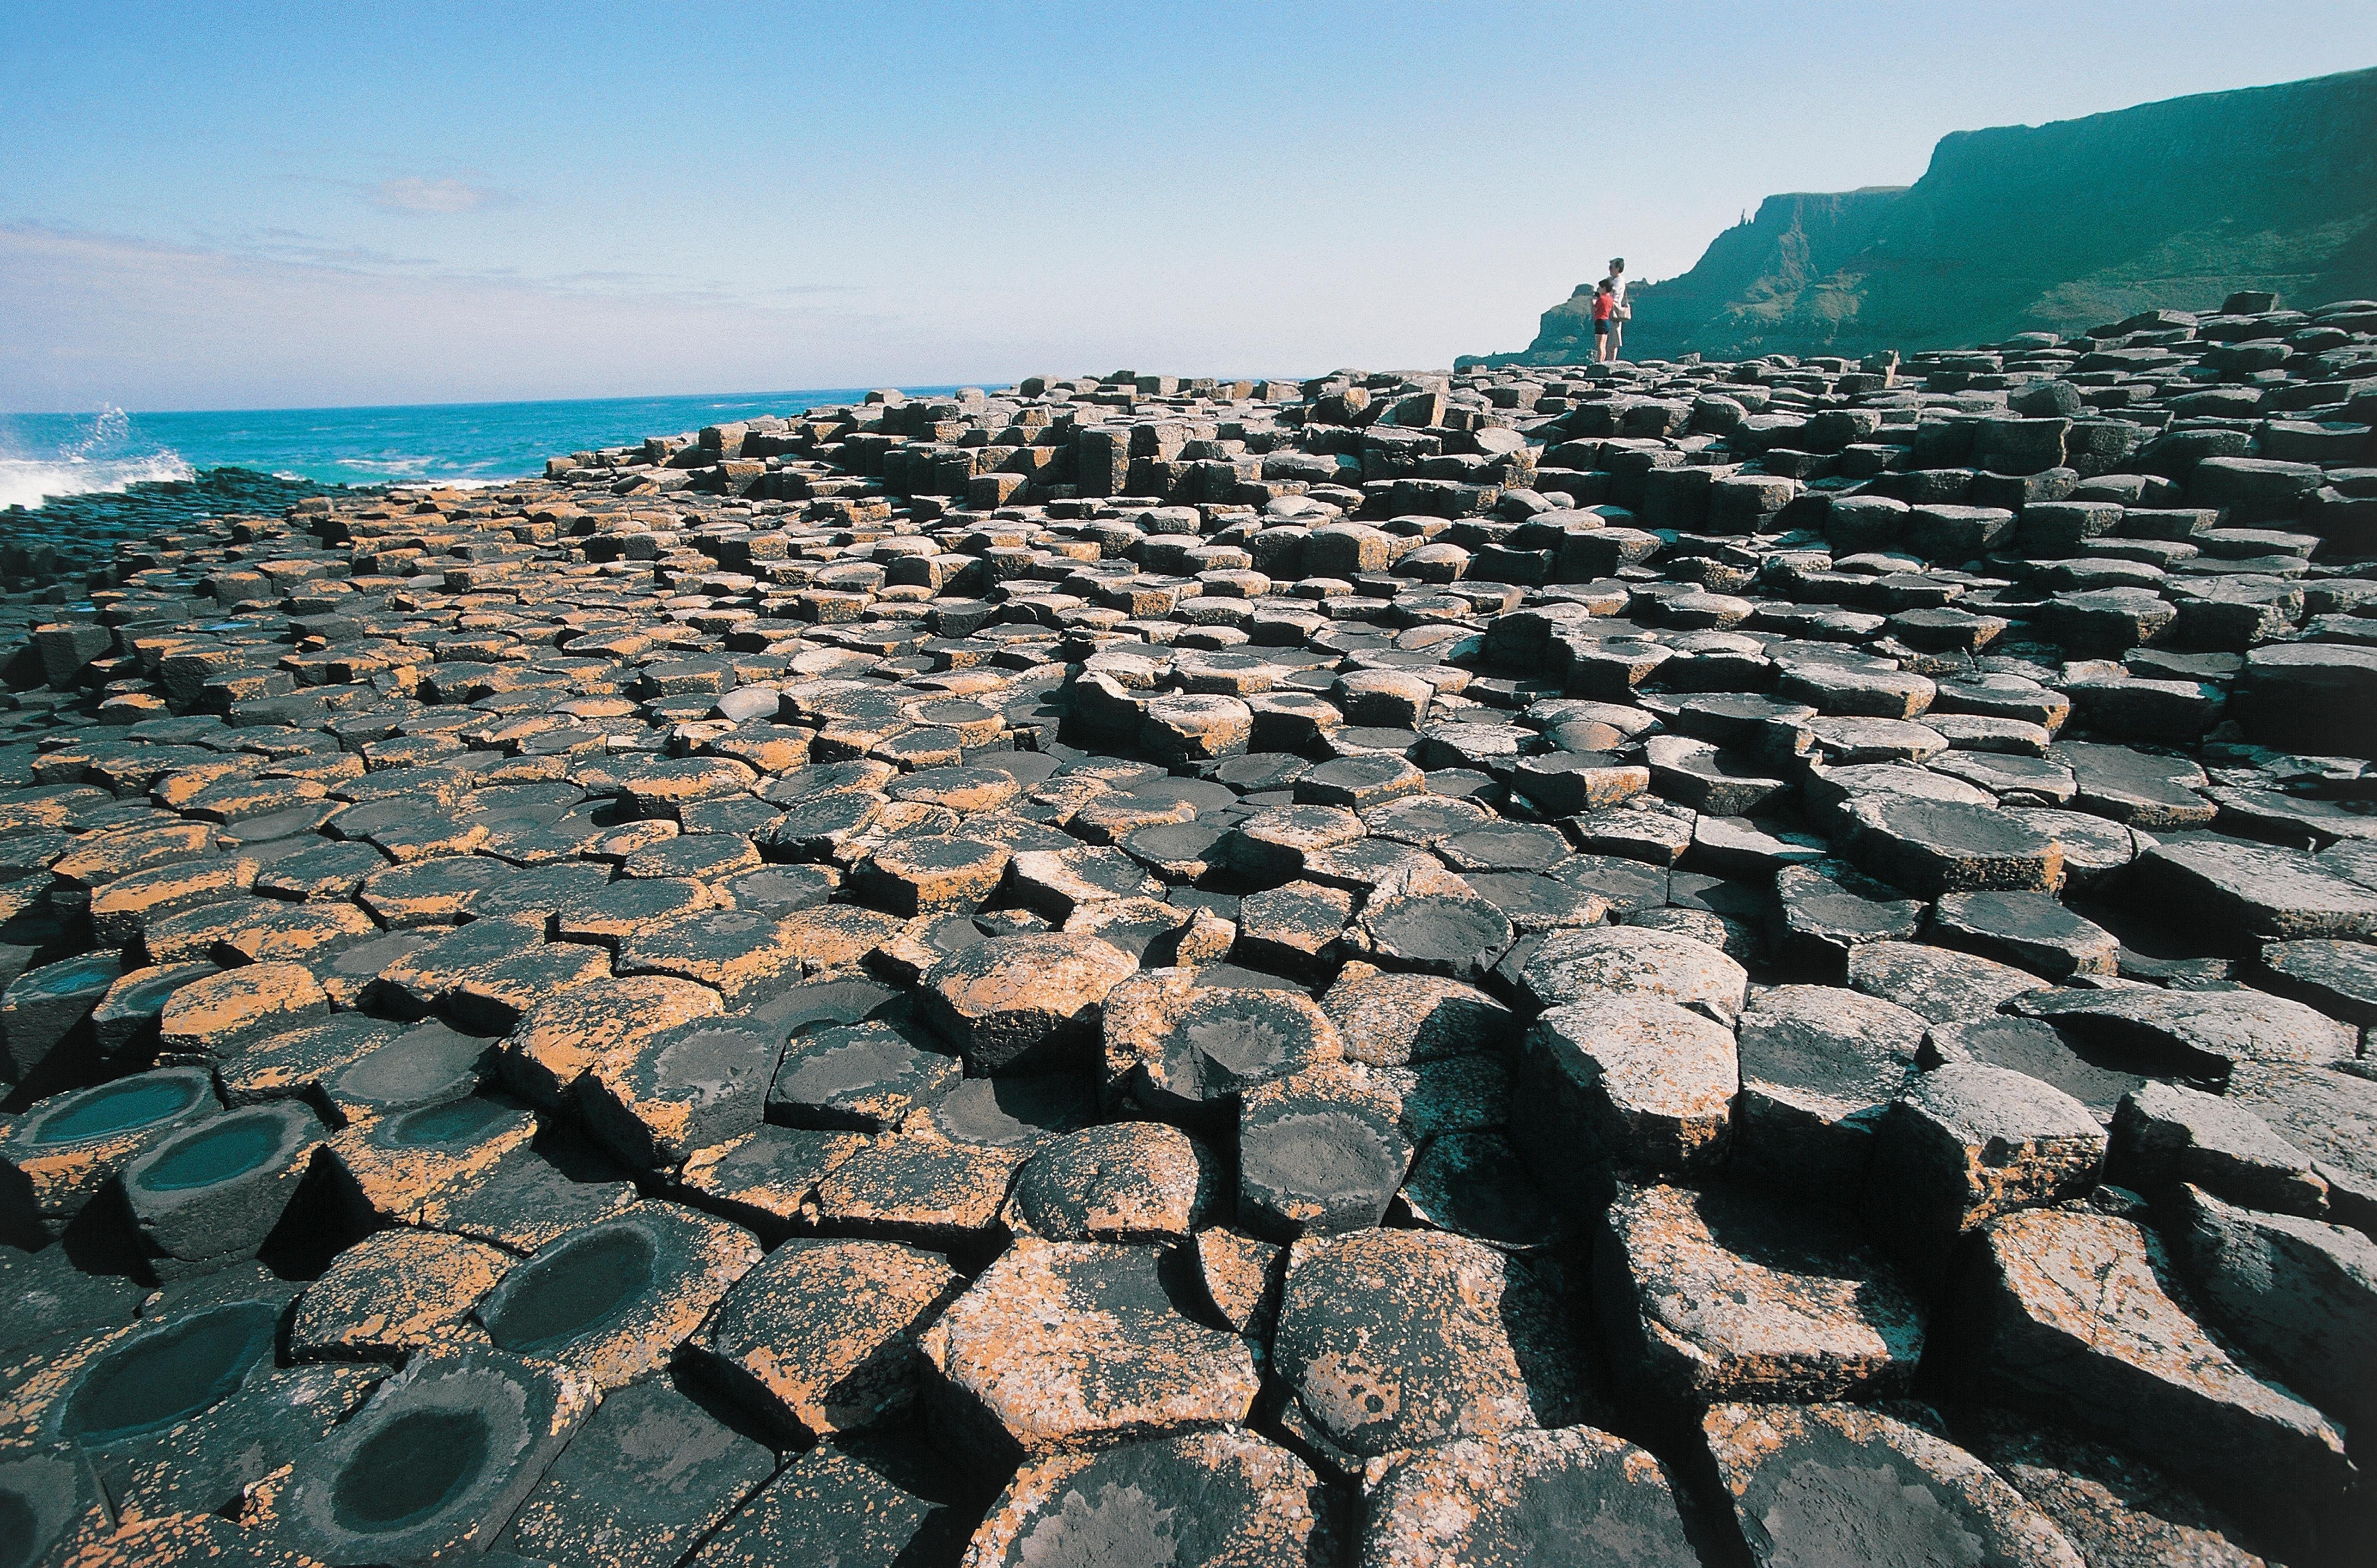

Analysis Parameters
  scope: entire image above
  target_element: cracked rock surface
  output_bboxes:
[2,300,2375,1564]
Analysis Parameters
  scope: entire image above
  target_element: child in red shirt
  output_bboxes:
[1591,281,1618,363]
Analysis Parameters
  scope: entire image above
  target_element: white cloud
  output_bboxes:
[0,224,925,411]
[370,176,504,214]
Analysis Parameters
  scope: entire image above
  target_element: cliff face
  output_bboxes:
[1476,66,2377,365]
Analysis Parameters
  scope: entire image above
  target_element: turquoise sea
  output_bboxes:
[0,387,969,513]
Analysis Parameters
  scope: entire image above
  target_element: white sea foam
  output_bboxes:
[0,452,197,511]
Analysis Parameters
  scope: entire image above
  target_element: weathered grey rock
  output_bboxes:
[966,1428,1336,1568]
[1512,997,1738,1206]
[2225,1061,2377,1235]
[1846,939,2049,1022]
[1701,1402,2084,1568]
[1356,1426,1699,1568]
[2133,838,2377,946]
[1863,1063,2106,1289]
[2011,984,2357,1073]
[1319,960,1514,1065]
[1519,925,1748,1021]
[2165,1181,2377,1439]
[1949,1206,2351,1507]
[1272,1228,1580,1464]
[1238,1064,1411,1240]
[2108,1081,2329,1216]
[1734,985,1926,1191]
[919,1238,1259,1474]
[1597,1182,1924,1406]
[1932,891,2119,978]
[1955,1410,2270,1568]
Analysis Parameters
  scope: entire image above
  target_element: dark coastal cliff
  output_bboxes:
[1473,65,2377,365]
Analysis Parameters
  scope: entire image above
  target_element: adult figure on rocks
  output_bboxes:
[1601,256,1629,360]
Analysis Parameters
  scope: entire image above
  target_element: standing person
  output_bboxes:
[1590,280,1617,363]
[1602,257,1629,360]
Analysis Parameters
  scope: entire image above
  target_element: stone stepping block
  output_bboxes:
[1842,796,2064,898]
[578,1011,783,1170]
[2133,837,2377,948]
[1359,1427,1699,1568]
[142,892,377,969]
[1193,1228,1285,1338]
[2120,1078,2336,1222]
[48,820,218,892]
[153,961,328,1064]
[851,834,1012,916]
[0,1446,109,1567]
[0,1067,219,1243]
[688,1237,964,1444]
[2166,1182,2377,1440]
[1216,805,1367,885]
[686,1431,977,1568]
[1933,890,2120,978]
[86,959,218,1065]
[917,1073,1096,1150]
[1007,1122,1221,1243]
[114,1099,328,1276]
[0,950,123,1090]
[3,1290,282,1456]
[1463,869,1611,935]
[502,974,725,1108]
[431,1128,646,1256]
[1506,753,1650,816]
[497,1372,777,1568]
[1398,1130,1562,1254]
[1294,753,1424,812]
[1954,1409,2269,1568]
[759,790,891,862]
[919,1237,1260,1475]
[276,1350,597,1565]
[315,1019,499,1126]
[1233,880,1354,980]
[1733,985,1926,1192]
[107,1359,381,1524]
[1862,1063,2106,1291]
[1951,1206,2350,1510]
[967,1428,1334,1568]
[1238,1064,1412,1241]
[614,756,761,819]
[1345,874,1514,984]
[290,1226,510,1361]
[920,933,1137,1075]
[717,863,839,915]
[872,911,988,986]
[1846,939,2049,1024]
[768,903,907,976]
[1436,820,1572,877]
[809,1137,1028,1257]
[1064,895,1222,967]
[322,1091,539,1228]
[474,1203,759,1392]
[357,853,511,927]
[767,1020,959,1134]
[365,912,568,1018]
[1519,925,1747,1021]
[328,796,492,863]
[1008,845,1163,921]
[616,907,812,1007]
[676,1124,867,1241]
[1320,960,1514,1066]
[1920,1015,2153,1123]
[620,831,763,882]
[2053,740,2215,830]
[85,857,258,948]
[213,1012,404,1113]
[678,794,790,839]
[1271,1229,1580,1468]
[1514,998,1737,1203]
[1597,1182,1925,1407]
[1117,816,1232,881]
[1361,792,1494,850]
[1700,1403,2085,1568]
[0,1246,144,1359]
[1101,972,1344,1117]
[308,930,434,1010]
[556,874,723,950]
[2007,985,2356,1076]
[888,765,1022,814]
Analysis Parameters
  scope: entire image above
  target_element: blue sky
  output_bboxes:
[2,1,2369,412]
